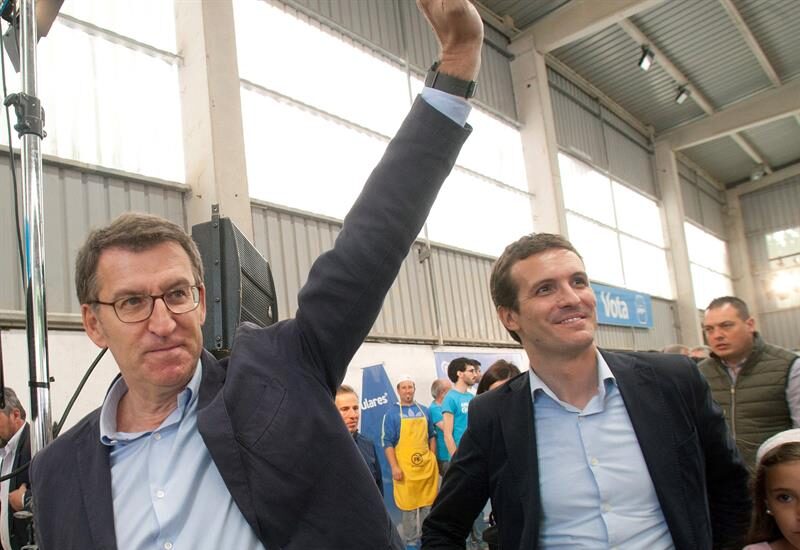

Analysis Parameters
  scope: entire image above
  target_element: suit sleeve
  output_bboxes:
[688,361,751,549]
[423,408,490,549]
[292,98,471,393]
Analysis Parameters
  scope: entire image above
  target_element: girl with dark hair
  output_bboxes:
[476,359,521,395]
[745,429,800,549]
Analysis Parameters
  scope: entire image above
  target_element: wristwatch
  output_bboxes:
[424,61,477,99]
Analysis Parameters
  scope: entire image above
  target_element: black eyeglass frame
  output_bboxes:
[90,285,202,324]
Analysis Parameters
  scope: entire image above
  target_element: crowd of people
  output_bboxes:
[1,0,797,548]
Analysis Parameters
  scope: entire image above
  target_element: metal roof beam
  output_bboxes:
[730,161,800,197]
[730,134,772,173]
[718,0,781,87]
[657,79,800,150]
[517,0,665,52]
[617,19,715,114]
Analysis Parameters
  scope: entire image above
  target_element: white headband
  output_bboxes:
[756,428,800,465]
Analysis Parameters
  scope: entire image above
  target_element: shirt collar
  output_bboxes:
[0,423,25,459]
[100,358,202,446]
[529,349,615,405]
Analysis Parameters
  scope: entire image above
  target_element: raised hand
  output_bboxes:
[417,0,483,81]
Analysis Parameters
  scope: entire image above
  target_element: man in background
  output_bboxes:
[335,385,383,494]
[0,388,31,550]
[441,357,479,457]
[699,296,800,470]
[383,376,438,550]
[428,378,452,475]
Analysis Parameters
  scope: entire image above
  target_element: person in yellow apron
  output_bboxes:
[382,378,439,550]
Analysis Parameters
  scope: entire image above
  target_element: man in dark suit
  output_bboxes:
[0,388,32,550]
[423,233,751,550]
[28,2,484,548]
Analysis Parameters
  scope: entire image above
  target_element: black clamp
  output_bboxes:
[4,92,46,138]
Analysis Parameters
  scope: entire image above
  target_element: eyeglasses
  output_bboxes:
[91,285,201,323]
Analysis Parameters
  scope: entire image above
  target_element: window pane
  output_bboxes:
[567,212,624,287]
[15,22,185,181]
[766,267,800,309]
[60,0,177,53]
[684,222,730,275]
[620,235,673,298]
[766,227,800,260]
[234,0,410,138]
[427,172,533,257]
[458,110,527,191]
[559,153,615,227]
[613,181,664,247]
[241,88,386,219]
[691,264,734,309]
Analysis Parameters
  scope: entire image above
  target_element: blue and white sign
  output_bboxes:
[360,363,401,523]
[591,282,653,328]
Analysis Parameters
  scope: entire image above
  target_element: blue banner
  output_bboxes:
[591,282,653,328]
[360,363,401,523]
[433,351,526,381]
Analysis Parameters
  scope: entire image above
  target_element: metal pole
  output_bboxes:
[19,0,53,454]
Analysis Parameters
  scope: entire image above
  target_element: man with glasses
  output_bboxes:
[28,1,484,548]
[441,357,482,548]
[441,358,479,459]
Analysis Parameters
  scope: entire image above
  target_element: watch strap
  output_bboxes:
[424,61,477,99]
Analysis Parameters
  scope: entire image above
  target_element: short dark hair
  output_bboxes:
[75,212,204,304]
[336,385,358,398]
[0,387,26,420]
[447,357,480,383]
[476,360,521,395]
[490,233,582,342]
[706,296,750,320]
[747,441,800,544]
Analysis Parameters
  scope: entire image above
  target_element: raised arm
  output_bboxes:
[292,0,484,391]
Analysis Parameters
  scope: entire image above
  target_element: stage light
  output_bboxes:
[675,86,690,104]
[638,46,654,71]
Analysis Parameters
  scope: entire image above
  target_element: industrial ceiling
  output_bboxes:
[476,0,800,189]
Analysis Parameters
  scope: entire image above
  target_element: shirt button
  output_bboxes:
[602,503,611,513]
[153,433,162,441]
[164,542,173,550]
[156,490,165,499]
[590,457,599,466]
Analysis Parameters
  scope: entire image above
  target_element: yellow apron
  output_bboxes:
[393,403,439,511]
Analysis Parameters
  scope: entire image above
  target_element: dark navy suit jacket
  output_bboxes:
[423,352,752,550]
[29,98,471,550]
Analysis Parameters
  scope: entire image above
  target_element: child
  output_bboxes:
[745,428,800,550]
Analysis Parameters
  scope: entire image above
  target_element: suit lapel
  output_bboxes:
[196,352,266,545]
[499,374,540,521]
[605,351,683,517]
[75,418,117,550]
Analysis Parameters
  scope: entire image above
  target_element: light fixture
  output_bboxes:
[638,46,655,71]
[750,164,767,181]
[675,86,690,104]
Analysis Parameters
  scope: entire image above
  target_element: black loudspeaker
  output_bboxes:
[192,207,278,357]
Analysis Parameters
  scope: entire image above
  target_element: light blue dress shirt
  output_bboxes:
[100,361,265,550]
[96,88,470,550]
[530,351,674,549]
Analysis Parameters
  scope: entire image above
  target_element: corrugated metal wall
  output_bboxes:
[0,153,186,320]
[678,159,727,237]
[282,0,517,121]
[739,173,800,350]
[595,298,677,351]
[251,201,680,350]
[250,201,512,345]
[548,67,656,198]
